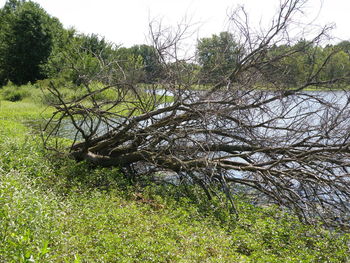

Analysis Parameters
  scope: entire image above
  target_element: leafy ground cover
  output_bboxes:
[0,99,349,262]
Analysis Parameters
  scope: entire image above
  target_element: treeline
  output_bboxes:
[197,32,350,86]
[0,0,164,86]
[1,0,350,87]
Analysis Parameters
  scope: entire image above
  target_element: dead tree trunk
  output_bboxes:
[45,0,350,228]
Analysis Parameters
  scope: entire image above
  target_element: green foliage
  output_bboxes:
[46,31,121,86]
[321,47,350,82]
[255,39,350,87]
[263,42,310,86]
[114,46,147,83]
[0,0,63,85]
[0,77,121,105]
[79,33,115,60]
[44,28,76,79]
[0,98,349,262]
[196,34,350,87]
[1,86,28,102]
[129,44,164,83]
[197,32,242,84]
[0,81,55,104]
[45,35,165,86]
[0,82,32,101]
[0,0,349,88]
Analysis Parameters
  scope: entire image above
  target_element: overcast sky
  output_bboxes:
[1,0,349,47]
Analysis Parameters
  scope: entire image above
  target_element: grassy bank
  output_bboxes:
[0,99,350,262]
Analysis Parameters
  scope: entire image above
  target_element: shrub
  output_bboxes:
[1,83,29,102]
[0,82,45,102]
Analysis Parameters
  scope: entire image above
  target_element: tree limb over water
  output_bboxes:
[45,0,350,228]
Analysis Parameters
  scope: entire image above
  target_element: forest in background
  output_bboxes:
[1,0,350,89]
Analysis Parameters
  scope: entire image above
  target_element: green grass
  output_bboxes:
[1,99,350,262]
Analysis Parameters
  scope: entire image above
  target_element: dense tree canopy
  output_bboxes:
[129,45,163,83]
[196,32,242,84]
[46,32,118,85]
[0,0,62,85]
[0,0,350,88]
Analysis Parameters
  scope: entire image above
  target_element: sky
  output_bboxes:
[1,0,349,48]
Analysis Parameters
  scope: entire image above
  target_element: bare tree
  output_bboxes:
[44,0,350,228]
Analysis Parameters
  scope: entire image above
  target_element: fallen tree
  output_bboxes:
[45,0,350,228]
